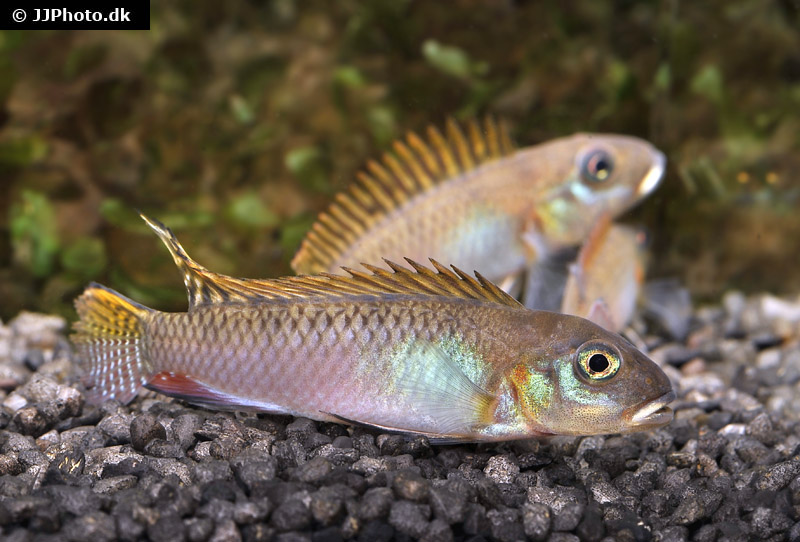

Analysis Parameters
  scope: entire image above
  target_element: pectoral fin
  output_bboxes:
[496,272,523,297]
[332,339,496,440]
[395,340,495,436]
[561,219,646,331]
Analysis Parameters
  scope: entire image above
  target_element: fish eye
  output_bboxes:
[580,149,615,183]
[576,342,621,381]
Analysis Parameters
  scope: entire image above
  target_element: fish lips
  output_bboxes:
[623,390,676,429]
[636,149,666,197]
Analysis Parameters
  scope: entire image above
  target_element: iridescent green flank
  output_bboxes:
[72,214,676,442]
[513,366,553,419]
[437,335,491,390]
[558,360,611,407]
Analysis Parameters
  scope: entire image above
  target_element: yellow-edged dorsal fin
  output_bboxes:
[140,214,522,309]
[291,117,516,275]
[140,213,260,309]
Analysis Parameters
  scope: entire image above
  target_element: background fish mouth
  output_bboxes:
[636,150,666,197]
[628,390,676,426]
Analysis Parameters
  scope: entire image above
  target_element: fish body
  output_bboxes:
[73,215,674,442]
[561,219,648,331]
[292,119,665,289]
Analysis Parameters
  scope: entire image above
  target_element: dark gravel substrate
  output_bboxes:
[2,292,800,542]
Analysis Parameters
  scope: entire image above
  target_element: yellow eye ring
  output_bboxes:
[576,343,621,381]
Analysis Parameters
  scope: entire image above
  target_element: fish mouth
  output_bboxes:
[636,150,666,197]
[627,390,676,427]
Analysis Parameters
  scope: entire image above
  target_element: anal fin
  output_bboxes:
[146,372,228,407]
[146,372,292,414]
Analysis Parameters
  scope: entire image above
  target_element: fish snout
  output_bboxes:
[623,390,676,429]
[636,148,666,197]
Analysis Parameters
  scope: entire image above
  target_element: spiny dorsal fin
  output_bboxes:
[291,117,516,275]
[140,214,522,309]
[140,213,249,309]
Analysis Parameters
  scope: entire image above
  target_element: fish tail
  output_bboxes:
[72,283,156,405]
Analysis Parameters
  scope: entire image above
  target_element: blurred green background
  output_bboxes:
[1,0,798,321]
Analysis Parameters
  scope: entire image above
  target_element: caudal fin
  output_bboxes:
[72,283,156,404]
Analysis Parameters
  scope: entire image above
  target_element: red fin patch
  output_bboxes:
[145,372,294,414]
[146,372,235,408]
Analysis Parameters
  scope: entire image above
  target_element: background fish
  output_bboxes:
[72,215,674,442]
[291,118,665,299]
[560,217,648,332]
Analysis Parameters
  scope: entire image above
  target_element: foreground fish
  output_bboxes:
[73,215,675,442]
[560,218,648,332]
[291,118,665,298]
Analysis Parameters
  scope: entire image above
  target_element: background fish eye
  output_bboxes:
[580,149,615,183]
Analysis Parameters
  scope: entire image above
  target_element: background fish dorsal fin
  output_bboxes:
[291,117,516,275]
[140,214,522,309]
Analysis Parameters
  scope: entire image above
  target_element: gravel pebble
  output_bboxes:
[185,517,214,542]
[392,469,430,501]
[272,497,312,531]
[522,501,552,540]
[292,455,333,483]
[422,517,453,542]
[62,511,116,542]
[487,507,525,542]
[484,454,520,484]
[130,413,167,451]
[553,500,585,531]
[429,485,466,524]
[388,500,430,538]
[357,486,393,521]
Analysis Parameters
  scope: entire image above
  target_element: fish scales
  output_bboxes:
[73,214,675,442]
[144,300,506,423]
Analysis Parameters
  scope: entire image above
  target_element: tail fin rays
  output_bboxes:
[72,284,155,404]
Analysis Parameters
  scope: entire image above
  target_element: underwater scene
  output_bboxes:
[1,1,800,540]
